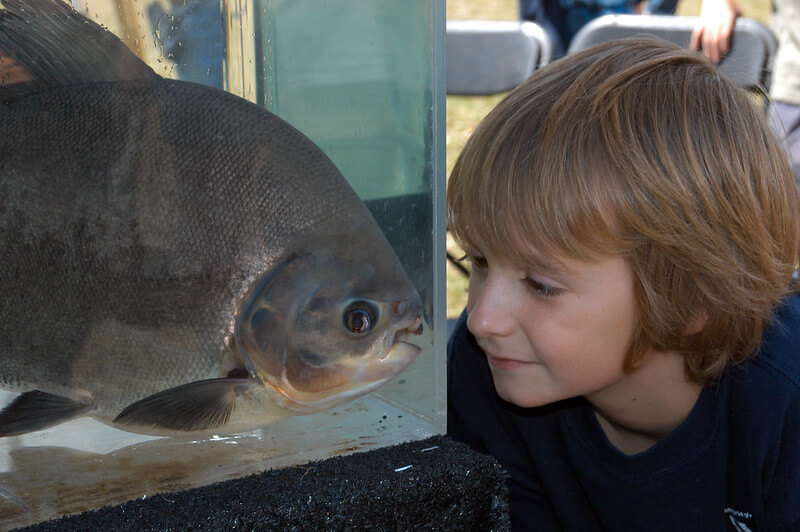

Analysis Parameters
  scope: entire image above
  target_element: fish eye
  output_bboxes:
[343,301,378,336]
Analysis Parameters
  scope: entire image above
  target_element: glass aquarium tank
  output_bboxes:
[0,0,446,527]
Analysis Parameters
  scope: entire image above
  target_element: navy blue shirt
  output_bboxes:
[448,295,800,530]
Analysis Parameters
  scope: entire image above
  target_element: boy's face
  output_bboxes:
[466,248,637,408]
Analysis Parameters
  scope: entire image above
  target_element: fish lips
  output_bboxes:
[381,314,424,361]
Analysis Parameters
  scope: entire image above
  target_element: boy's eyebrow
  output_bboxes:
[527,256,574,278]
[521,241,600,279]
[462,236,591,278]
[489,244,577,277]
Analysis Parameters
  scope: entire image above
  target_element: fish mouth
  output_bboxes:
[383,315,424,360]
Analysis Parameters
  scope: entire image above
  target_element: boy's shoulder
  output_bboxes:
[723,293,800,527]
[738,293,800,395]
[724,294,800,441]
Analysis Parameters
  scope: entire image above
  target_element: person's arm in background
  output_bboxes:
[689,0,741,63]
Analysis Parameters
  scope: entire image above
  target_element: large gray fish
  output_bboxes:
[0,0,423,437]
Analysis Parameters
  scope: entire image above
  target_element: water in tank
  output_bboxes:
[0,0,446,527]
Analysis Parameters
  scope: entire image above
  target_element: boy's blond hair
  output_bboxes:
[448,38,800,384]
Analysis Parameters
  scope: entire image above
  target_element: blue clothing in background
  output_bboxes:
[149,0,224,88]
[447,294,800,530]
[519,0,677,57]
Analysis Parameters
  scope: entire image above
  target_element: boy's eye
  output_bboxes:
[469,255,488,269]
[523,276,563,297]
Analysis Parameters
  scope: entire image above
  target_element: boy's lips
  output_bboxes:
[485,352,535,371]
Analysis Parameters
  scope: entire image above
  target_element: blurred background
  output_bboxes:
[444,0,772,318]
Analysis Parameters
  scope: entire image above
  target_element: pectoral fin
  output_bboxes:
[0,391,92,437]
[114,377,251,432]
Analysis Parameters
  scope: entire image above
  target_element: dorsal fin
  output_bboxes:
[0,0,156,101]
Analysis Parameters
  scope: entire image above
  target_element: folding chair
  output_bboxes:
[446,20,553,95]
[568,14,777,94]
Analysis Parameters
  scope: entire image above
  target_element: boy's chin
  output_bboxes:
[490,373,564,408]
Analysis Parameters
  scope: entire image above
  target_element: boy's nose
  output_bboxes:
[466,277,515,339]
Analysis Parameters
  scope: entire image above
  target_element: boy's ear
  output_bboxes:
[683,308,708,336]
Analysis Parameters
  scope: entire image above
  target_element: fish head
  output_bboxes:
[234,238,423,413]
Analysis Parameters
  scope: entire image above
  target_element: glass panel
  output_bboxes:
[0,0,445,527]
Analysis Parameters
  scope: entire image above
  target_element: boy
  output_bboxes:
[447,38,800,530]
